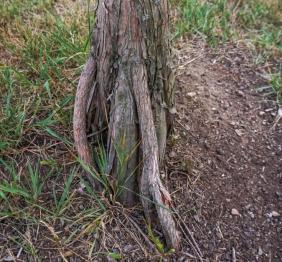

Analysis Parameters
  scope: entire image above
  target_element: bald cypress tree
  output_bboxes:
[73,0,179,249]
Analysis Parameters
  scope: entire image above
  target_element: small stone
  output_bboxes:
[258,247,263,256]
[265,108,273,112]
[259,111,265,116]
[169,107,177,114]
[235,129,244,137]
[216,148,224,155]
[169,151,177,158]
[187,92,197,98]
[231,208,240,216]
[123,244,135,253]
[249,211,255,218]
[204,142,210,149]
[271,211,280,217]
[236,90,244,97]
[3,256,14,262]
[275,192,282,198]
[234,57,241,63]
[194,214,200,222]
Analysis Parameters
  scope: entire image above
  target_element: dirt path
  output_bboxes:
[168,41,282,261]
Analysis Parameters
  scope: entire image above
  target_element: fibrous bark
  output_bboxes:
[73,0,179,249]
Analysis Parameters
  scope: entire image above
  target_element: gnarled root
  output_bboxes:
[132,64,180,250]
[73,55,101,191]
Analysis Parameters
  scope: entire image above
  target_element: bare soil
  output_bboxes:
[167,40,282,261]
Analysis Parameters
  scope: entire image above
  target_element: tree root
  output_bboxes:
[132,64,180,250]
[73,55,101,191]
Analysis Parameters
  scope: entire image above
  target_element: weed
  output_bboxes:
[147,224,175,255]
[268,73,282,104]
[27,162,44,201]
[53,167,76,216]
[78,139,140,203]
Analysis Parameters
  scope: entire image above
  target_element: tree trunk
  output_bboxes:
[73,0,179,249]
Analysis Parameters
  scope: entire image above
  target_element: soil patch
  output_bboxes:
[167,40,282,261]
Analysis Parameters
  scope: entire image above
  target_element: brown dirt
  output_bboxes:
[167,40,282,261]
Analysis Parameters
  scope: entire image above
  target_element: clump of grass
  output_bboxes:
[78,138,140,204]
[236,1,282,56]
[263,72,282,104]
[175,0,232,45]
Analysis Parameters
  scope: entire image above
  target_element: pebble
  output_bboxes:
[275,191,282,198]
[3,256,14,262]
[123,244,135,253]
[231,208,240,216]
[267,211,280,218]
[249,211,255,218]
[271,211,280,217]
[265,108,274,112]
[236,90,244,97]
[187,92,197,98]
[169,151,177,158]
[216,148,224,155]
[235,129,244,137]
[259,111,265,116]
[258,247,263,256]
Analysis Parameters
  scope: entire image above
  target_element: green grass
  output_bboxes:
[175,0,233,44]
[0,0,93,154]
[0,1,110,260]
[0,0,143,251]
[0,156,107,260]
[176,0,282,53]
[175,0,282,102]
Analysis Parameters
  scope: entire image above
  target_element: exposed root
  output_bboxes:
[131,64,180,250]
[73,55,101,190]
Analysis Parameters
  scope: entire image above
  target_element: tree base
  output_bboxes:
[73,0,180,250]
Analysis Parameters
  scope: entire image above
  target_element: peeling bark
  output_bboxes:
[73,0,179,249]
